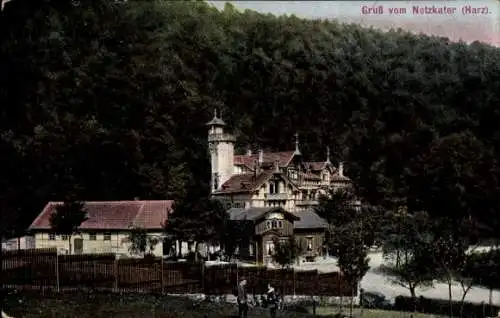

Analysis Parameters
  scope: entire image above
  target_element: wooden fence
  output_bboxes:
[1,248,355,296]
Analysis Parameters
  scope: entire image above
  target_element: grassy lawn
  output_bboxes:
[2,292,444,318]
[311,306,445,317]
[2,292,319,318]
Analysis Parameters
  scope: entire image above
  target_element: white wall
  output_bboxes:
[1,236,35,250]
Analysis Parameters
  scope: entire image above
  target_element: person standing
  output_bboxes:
[266,283,279,318]
[237,277,248,318]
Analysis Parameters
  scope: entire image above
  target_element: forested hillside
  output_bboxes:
[1,0,500,237]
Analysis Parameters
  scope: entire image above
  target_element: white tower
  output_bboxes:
[206,110,235,193]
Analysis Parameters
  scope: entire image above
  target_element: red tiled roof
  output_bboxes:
[234,151,296,169]
[213,171,273,194]
[29,200,174,231]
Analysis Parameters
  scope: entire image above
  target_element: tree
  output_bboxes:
[316,187,358,229]
[127,226,160,257]
[335,223,370,318]
[165,192,229,260]
[465,250,500,315]
[271,236,302,268]
[221,217,253,260]
[380,210,435,302]
[49,201,88,253]
[426,219,473,318]
[316,188,371,317]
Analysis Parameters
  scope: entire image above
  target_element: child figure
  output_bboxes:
[266,283,279,318]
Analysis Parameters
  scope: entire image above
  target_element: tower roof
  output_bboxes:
[293,132,301,156]
[206,109,226,126]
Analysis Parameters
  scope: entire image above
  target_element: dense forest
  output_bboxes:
[1,0,500,239]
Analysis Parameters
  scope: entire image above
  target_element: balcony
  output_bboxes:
[296,200,319,206]
[265,193,290,200]
[208,133,236,143]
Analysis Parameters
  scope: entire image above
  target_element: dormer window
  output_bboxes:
[269,181,280,194]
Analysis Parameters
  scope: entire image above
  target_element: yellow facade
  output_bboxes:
[34,231,164,257]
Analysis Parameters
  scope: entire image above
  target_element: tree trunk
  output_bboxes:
[349,285,354,317]
[459,292,467,318]
[448,280,453,318]
[409,285,417,312]
[194,242,199,262]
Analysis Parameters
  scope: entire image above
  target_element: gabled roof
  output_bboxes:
[227,207,300,222]
[292,210,328,229]
[213,171,273,194]
[29,200,174,231]
[234,151,296,170]
[213,170,299,195]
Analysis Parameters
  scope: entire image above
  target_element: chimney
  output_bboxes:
[338,162,344,176]
[258,149,264,164]
[274,160,280,173]
[246,148,252,156]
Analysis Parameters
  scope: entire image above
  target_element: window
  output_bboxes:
[48,233,56,240]
[103,233,111,241]
[61,235,69,240]
[212,173,218,191]
[272,220,277,229]
[278,221,283,228]
[89,234,97,241]
[266,221,271,230]
[269,181,280,194]
[306,237,313,251]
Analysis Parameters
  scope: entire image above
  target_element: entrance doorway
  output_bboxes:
[74,238,83,254]
[264,240,275,264]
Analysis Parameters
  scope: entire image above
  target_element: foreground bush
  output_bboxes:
[394,295,500,317]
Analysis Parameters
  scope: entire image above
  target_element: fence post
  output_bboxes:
[201,260,205,294]
[236,261,239,290]
[114,258,118,292]
[55,252,60,293]
[292,267,296,297]
[161,257,164,295]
